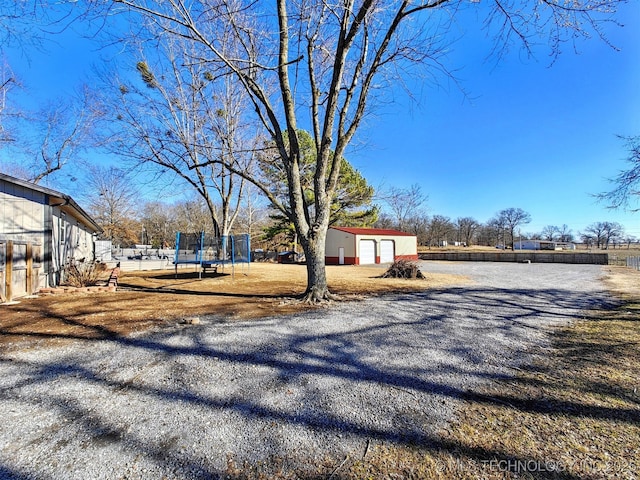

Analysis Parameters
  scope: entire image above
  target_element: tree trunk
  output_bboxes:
[299,228,336,303]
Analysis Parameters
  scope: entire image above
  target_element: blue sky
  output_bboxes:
[349,2,640,238]
[2,2,640,239]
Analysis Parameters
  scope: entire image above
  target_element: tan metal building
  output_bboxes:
[1,173,102,301]
[325,226,418,265]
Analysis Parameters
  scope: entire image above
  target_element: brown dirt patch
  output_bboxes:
[0,263,466,349]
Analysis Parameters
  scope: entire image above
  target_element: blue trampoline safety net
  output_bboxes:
[174,232,250,267]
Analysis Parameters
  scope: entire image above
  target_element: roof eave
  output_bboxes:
[0,172,103,234]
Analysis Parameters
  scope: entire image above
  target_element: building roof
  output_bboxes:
[517,239,576,245]
[329,226,415,237]
[0,172,102,233]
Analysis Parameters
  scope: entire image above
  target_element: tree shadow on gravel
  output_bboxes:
[0,285,625,479]
[0,464,30,480]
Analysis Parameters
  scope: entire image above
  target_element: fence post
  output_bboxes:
[26,242,33,295]
[5,241,13,302]
[0,242,5,303]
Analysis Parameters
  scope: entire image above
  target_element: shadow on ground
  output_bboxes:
[0,284,627,479]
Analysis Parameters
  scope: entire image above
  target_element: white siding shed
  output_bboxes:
[1,173,102,300]
[325,227,418,265]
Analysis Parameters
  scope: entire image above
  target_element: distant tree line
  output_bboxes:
[371,185,635,250]
[375,213,634,250]
[80,168,636,252]
[4,148,634,253]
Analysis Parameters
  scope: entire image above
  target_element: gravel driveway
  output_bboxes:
[0,262,614,479]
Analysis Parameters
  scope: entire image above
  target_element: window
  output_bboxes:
[60,212,66,246]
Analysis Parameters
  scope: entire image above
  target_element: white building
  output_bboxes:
[1,173,102,301]
[514,239,577,251]
[325,226,418,265]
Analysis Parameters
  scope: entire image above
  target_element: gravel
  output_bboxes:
[0,262,615,479]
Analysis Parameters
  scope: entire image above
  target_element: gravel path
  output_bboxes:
[0,262,615,479]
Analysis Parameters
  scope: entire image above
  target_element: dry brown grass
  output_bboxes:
[0,262,466,348]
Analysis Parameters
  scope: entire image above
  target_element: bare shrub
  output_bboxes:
[63,259,106,287]
[381,260,426,280]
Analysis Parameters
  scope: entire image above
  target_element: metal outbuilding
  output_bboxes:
[1,173,102,301]
[325,226,418,265]
[514,239,577,251]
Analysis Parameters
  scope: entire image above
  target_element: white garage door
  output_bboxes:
[359,239,376,265]
[380,240,395,263]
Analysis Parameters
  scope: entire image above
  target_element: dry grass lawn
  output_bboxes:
[0,262,465,348]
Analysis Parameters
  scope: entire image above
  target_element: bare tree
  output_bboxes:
[0,1,60,48]
[427,215,455,248]
[141,202,179,249]
[455,217,480,246]
[30,90,97,184]
[0,61,17,145]
[497,207,531,248]
[172,199,217,235]
[624,235,636,249]
[603,221,624,249]
[557,224,574,243]
[85,165,140,247]
[541,225,559,241]
[580,231,596,249]
[99,35,257,238]
[405,214,430,246]
[583,221,623,249]
[475,221,498,247]
[234,183,271,240]
[95,0,623,301]
[1,86,98,185]
[0,3,102,185]
[373,213,395,230]
[581,223,605,249]
[598,135,640,210]
[486,215,509,248]
[382,184,427,232]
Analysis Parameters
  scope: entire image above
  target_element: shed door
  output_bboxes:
[380,240,395,263]
[11,244,28,299]
[359,240,376,265]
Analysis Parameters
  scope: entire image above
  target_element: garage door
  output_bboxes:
[359,239,376,265]
[380,240,395,263]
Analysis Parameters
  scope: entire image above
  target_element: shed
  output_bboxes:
[1,172,102,301]
[514,239,577,251]
[277,251,299,264]
[325,226,418,265]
